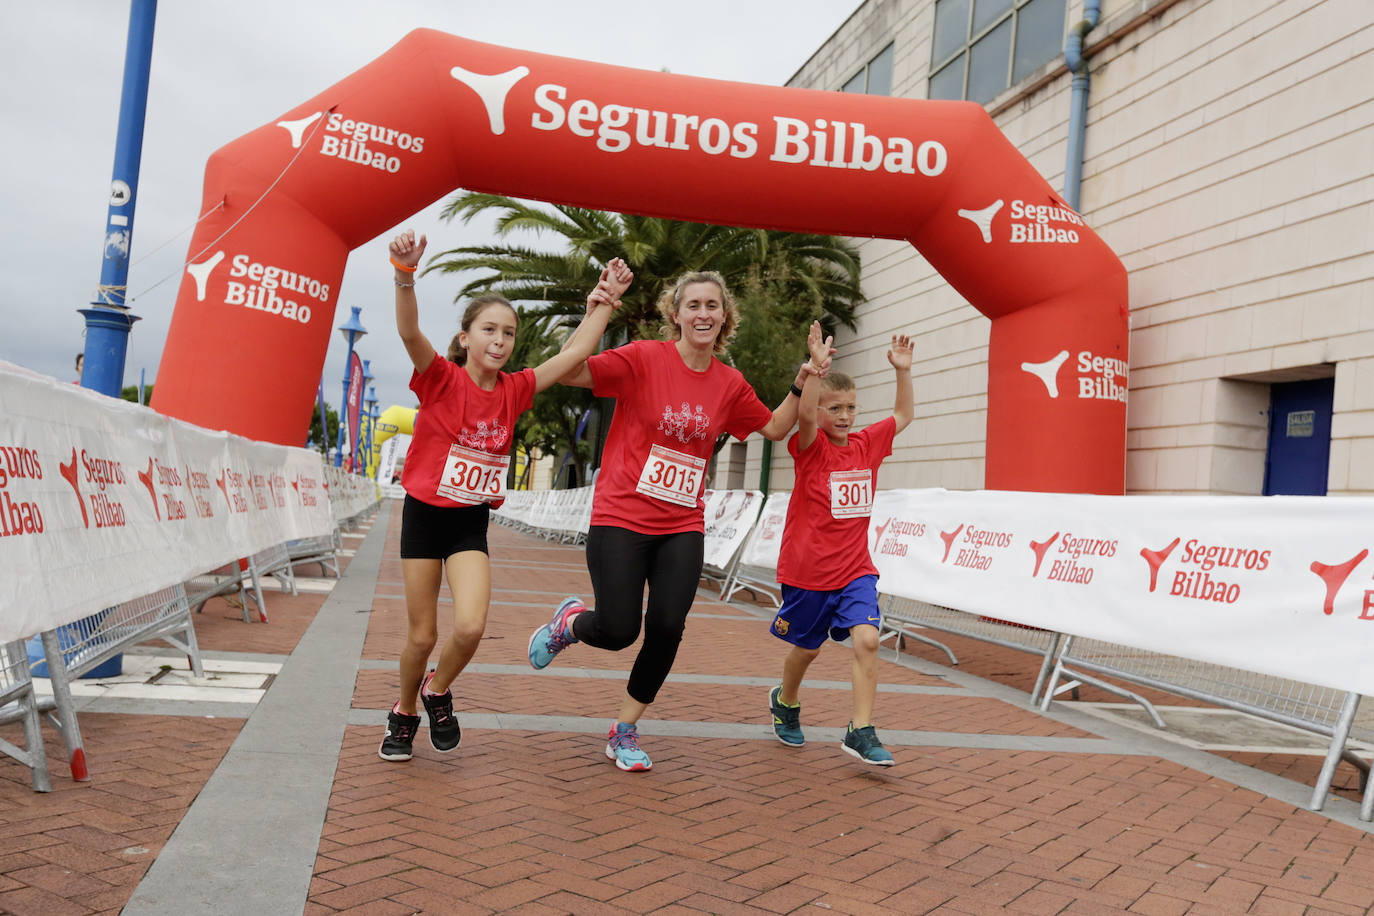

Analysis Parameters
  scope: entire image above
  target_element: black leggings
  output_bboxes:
[572,525,705,705]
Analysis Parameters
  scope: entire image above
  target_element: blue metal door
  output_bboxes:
[1263,377,1334,496]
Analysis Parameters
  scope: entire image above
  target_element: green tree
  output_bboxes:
[426,194,864,483]
[307,402,340,455]
[120,384,153,404]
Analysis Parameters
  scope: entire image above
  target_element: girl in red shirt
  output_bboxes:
[527,270,831,771]
[381,229,630,762]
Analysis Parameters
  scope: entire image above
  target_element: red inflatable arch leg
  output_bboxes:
[151,30,1128,494]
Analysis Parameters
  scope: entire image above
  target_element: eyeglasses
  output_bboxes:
[823,404,858,416]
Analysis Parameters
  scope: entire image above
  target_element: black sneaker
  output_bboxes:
[419,671,461,752]
[379,708,421,761]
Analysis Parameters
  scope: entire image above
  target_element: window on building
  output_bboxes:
[842,42,894,95]
[929,0,1067,104]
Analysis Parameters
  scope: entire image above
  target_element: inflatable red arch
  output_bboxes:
[151,30,1128,494]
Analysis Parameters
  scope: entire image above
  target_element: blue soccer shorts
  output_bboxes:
[769,574,881,650]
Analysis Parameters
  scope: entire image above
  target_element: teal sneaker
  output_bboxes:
[769,686,804,746]
[842,722,895,766]
[528,597,583,669]
[605,722,652,771]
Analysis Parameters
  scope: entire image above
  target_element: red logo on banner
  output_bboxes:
[137,458,160,520]
[186,466,215,519]
[1029,532,1060,576]
[1140,537,1180,592]
[59,448,88,528]
[218,469,248,513]
[0,445,45,538]
[1310,550,1368,616]
[939,525,964,563]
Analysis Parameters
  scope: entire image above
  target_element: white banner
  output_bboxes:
[702,489,764,570]
[738,491,790,570]
[0,361,343,644]
[375,434,409,484]
[868,488,1374,696]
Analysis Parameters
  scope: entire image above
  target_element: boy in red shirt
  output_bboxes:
[768,331,914,765]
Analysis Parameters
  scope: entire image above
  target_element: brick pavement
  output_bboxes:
[5,502,1374,914]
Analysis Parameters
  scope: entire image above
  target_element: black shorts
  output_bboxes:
[400,494,490,559]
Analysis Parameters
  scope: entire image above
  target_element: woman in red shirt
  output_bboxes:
[527,270,831,771]
[381,229,630,762]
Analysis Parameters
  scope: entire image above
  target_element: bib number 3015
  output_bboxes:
[636,444,706,508]
[829,469,872,519]
[437,443,508,505]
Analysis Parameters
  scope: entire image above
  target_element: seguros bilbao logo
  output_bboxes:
[185,252,328,325]
[1020,349,1126,403]
[447,60,949,177]
[958,198,1084,245]
[0,445,45,538]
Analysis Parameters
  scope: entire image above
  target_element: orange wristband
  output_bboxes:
[389,256,417,273]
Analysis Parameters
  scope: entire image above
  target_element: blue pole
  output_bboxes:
[1062,0,1102,212]
[334,306,368,467]
[80,0,156,397]
[139,367,146,404]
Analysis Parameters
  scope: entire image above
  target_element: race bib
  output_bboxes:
[436,443,508,505]
[830,469,873,519]
[636,444,706,508]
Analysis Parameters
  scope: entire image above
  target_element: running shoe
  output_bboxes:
[528,597,584,669]
[605,722,652,771]
[768,686,804,747]
[842,722,895,766]
[419,670,462,752]
[378,707,421,761]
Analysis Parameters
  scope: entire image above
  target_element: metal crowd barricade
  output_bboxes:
[1039,635,1374,817]
[188,541,297,624]
[287,526,342,578]
[36,583,204,782]
[877,595,1065,706]
[0,639,50,792]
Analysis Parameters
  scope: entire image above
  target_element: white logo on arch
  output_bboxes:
[276,112,323,149]
[1021,350,1069,398]
[957,199,1003,244]
[449,65,530,135]
[186,251,226,302]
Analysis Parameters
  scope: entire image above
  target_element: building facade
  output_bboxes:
[722,0,1373,497]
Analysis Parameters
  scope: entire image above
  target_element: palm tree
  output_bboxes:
[426,193,862,345]
[426,192,866,487]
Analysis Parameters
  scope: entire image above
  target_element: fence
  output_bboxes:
[32,584,204,783]
[288,528,343,578]
[188,541,298,624]
[1039,636,1374,815]
[0,640,50,791]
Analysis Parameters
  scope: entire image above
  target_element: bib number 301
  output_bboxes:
[436,443,508,505]
[829,469,872,519]
[636,444,706,508]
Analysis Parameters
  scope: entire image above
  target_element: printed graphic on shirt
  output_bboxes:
[458,417,510,451]
[657,403,711,444]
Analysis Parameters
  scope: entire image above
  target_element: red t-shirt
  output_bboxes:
[776,416,896,591]
[589,340,772,535]
[400,352,535,509]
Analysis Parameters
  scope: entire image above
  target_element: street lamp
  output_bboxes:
[334,306,367,467]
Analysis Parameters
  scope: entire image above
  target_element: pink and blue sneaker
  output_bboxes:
[605,722,652,771]
[528,597,584,669]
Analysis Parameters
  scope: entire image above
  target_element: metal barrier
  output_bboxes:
[188,541,297,624]
[1040,635,1374,817]
[288,527,342,578]
[878,595,1064,706]
[35,583,204,782]
[721,558,782,607]
[0,640,50,792]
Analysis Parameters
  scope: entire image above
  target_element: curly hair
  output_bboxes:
[447,294,517,365]
[656,271,739,356]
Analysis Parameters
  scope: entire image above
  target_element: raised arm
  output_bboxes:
[390,230,437,373]
[889,332,915,434]
[758,321,834,441]
[794,322,832,450]
[533,258,633,392]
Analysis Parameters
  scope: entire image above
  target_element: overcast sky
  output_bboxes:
[0,0,863,434]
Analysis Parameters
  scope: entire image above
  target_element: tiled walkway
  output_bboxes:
[3,500,1374,914]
